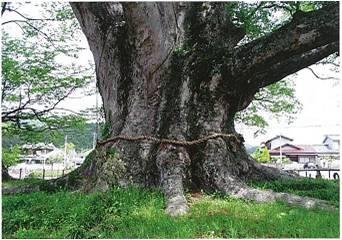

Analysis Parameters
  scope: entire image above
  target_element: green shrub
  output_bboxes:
[2,145,20,168]
[251,146,271,163]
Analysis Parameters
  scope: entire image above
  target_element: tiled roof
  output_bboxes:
[311,144,339,154]
[296,144,317,152]
[265,135,293,143]
[270,143,339,155]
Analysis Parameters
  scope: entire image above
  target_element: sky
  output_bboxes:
[237,67,341,146]
[2,2,341,147]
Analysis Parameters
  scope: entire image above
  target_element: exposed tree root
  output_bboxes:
[218,178,335,211]
[2,184,40,195]
[156,145,190,216]
[165,194,188,217]
[196,138,336,214]
[244,156,299,181]
[2,146,336,215]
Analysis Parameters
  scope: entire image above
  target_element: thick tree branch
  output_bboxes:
[231,3,339,90]
[253,42,338,89]
[235,41,338,112]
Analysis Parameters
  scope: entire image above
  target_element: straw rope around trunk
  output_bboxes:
[97,133,242,149]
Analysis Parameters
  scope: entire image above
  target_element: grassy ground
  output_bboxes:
[2,178,44,189]
[2,178,339,238]
[28,169,65,178]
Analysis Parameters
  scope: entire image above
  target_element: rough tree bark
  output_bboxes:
[68,2,339,215]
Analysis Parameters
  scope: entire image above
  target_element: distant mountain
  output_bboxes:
[2,123,102,151]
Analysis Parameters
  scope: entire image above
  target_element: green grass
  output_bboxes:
[2,179,339,238]
[2,178,44,189]
[28,170,63,178]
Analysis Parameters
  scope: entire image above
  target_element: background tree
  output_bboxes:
[1,2,93,131]
[251,146,271,163]
[1,33,90,127]
[2,122,101,151]
[1,2,95,179]
[46,152,64,165]
[2,145,20,180]
[236,79,302,134]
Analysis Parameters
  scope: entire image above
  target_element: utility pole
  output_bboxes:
[93,132,97,149]
[64,135,68,170]
[279,134,283,163]
[95,75,99,142]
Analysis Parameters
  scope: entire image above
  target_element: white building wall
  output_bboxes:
[269,137,292,150]
[332,141,340,151]
[298,155,316,164]
[323,137,340,151]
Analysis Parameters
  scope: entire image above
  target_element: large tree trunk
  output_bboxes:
[69,2,339,215]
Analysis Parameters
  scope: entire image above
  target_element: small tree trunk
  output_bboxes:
[2,164,13,181]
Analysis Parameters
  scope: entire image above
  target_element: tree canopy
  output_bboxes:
[231,1,338,134]
[1,2,96,145]
[2,145,20,168]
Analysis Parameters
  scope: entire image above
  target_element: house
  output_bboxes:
[19,142,93,168]
[313,135,340,167]
[265,135,294,150]
[265,135,340,166]
[19,143,57,164]
[269,143,317,163]
[20,143,55,156]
